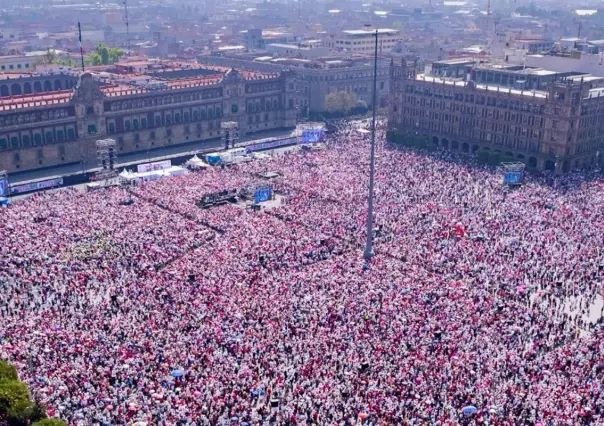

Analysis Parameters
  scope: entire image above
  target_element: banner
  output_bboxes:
[10,177,63,195]
[246,137,298,153]
[137,160,172,173]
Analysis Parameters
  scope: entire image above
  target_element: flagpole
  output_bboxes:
[363,29,379,262]
[78,22,85,72]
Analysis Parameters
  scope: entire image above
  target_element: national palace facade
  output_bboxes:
[388,58,604,172]
[0,63,297,174]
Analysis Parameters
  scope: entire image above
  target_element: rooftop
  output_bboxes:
[342,28,399,36]
[0,90,72,112]
[416,74,549,99]
[268,43,313,50]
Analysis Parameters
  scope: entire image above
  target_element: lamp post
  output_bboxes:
[363,28,379,261]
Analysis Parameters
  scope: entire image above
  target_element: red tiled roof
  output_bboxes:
[164,77,223,89]
[101,84,148,97]
[0,90,72,111]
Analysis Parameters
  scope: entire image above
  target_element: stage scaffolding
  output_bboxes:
[221,121,239,150]
[95,138,118,180]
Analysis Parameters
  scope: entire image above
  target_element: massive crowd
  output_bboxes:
[1,120,603,426]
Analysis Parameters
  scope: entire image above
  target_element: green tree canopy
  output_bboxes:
[0,362,57,426]
[324,91,362,114]
[96,43,110,65]
[108,47,124,64]
[0,361,18,381]
[0,380,30,415]
[86,44,125,66]
[85,52,103,66]
[32,419,68,426]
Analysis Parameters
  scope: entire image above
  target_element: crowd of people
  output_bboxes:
[1,120,603,426]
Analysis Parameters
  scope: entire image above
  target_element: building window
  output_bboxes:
[11,136,19,148]
[45,132,54,143]
[125,120,131,131]
[34,134,42,145]
[86,106,94,115]
[150,131,156,139]
[155,116,161,127]
[133,119,139,130]
[22,135,30,147]
[67,129,75,140]
[56,130,64,142]
[231,104,239,113]
[108,122,115,134]
[88,125,97,135]
[184,125,190,134]
[134,134,140,143]
[166,128,172,137]
[141,118,147,129]
[0,138,7,150]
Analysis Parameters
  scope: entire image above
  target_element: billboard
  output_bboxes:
[302,130,323,143]
[0,178,8,198]
[137,160,172,173]
[10,177,63,195]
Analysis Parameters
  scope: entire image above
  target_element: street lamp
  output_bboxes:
[363,28,379,261]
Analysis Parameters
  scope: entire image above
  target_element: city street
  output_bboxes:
[9,127,294,184]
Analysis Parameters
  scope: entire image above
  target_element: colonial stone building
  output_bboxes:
[0,67,297,174]
[199,54,391,114]
[389,58,604,172]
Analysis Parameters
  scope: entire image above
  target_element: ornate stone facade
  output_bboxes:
[388,58,604,172]
[0,68,297,174]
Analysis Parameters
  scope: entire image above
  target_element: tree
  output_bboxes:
[85,52,103,66]
[35,49,57,66]
[108,47,124,64]
[96,44,110,65]
[0,361,17,382]
[0,380,29,414]
[324,91,360,115]
[0,361,61,426]
[488,151,502,166]
[476,149,490,164]
[32,419,68,426]
[86,45,124,66]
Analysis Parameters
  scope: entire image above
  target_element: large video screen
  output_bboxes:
[0,178,8,198]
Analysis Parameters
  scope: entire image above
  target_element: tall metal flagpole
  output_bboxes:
[78,22,85,72]
[364,29,379,261]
